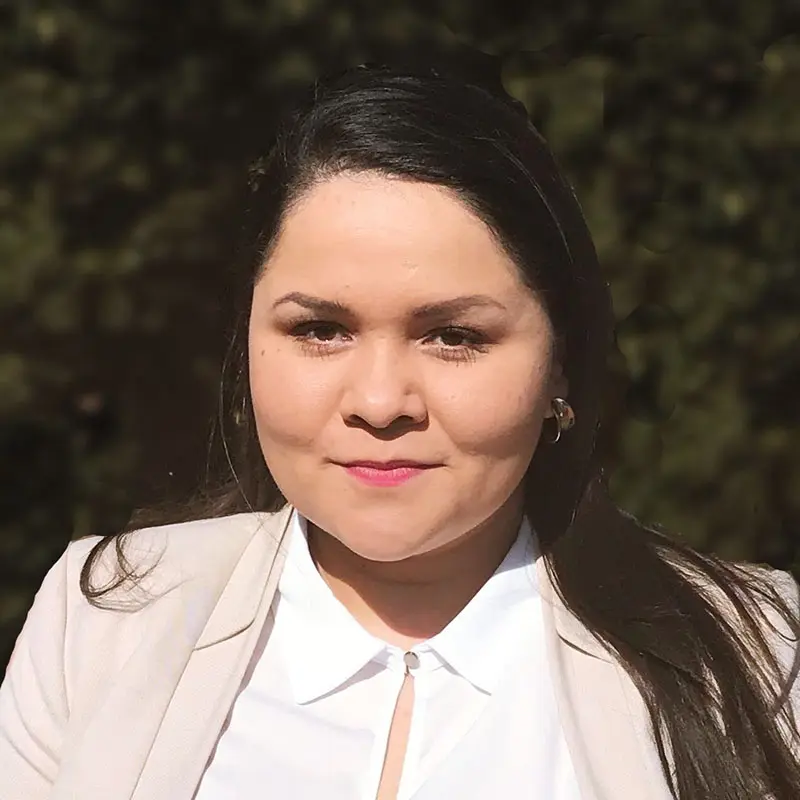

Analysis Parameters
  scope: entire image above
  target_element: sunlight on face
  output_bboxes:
[248,172,565,561]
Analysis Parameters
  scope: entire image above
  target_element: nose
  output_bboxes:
[339,338,427,431]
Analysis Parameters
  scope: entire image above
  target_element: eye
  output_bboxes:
[424,326,490,363]
[431,328,474,347]
[292,321,343,341]
[426,326,486,347]
[288,320,350,354]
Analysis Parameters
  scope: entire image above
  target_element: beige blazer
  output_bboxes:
[0,507,797,800]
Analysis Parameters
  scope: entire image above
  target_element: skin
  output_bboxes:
[248,171,568,648]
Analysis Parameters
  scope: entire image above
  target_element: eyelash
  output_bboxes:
[287,321,490,363]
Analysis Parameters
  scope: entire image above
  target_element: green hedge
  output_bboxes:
[2,1,799,673]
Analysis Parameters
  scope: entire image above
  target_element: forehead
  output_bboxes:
[260,172,529,304]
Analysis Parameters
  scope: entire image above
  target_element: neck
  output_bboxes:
[307,497,524,650]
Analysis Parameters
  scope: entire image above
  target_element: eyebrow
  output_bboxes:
[271,291,507,320]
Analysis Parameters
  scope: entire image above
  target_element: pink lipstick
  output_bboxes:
[341,461,437,487]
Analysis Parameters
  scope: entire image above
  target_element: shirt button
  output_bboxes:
[404,651,420,670]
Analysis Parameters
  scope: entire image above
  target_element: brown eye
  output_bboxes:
[291,321,345,341]
[309,323,340,341]
[427,326,486,348]
[424,326,490,363]
[287,319,351,357]
[435,329,471,347]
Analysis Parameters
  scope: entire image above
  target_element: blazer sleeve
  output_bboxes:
[0,541,87,799]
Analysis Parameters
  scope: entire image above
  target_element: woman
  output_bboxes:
[1,61,798,800]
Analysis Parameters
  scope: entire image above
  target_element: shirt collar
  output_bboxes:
[424,517,539,694]
[277,510,540,704]
[277,512,386,705]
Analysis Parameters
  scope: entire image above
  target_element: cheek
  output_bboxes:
[248,337,332,451]
[432,358,549,457]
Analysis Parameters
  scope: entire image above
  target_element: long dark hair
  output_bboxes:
[80,61,800,798]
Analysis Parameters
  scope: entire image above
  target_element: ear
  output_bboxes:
[545,358,569,417]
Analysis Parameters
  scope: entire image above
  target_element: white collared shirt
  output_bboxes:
[194,511,581,799]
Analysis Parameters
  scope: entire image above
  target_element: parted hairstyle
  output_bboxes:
[81,59,800,799]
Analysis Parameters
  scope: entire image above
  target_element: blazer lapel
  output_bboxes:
[131,507,293,799]
[51,508,292,800]
[535,557,675,800]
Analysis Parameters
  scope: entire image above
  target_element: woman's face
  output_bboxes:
[249,172,566,561]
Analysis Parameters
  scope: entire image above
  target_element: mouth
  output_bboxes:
[336,460,440,487]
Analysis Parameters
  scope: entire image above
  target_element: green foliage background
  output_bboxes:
[2,1,799,673]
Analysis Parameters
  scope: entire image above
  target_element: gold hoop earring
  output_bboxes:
[543,397,575,444]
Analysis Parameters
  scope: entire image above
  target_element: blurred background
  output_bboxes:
[2,1,799,675]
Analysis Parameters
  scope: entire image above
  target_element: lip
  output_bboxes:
[341,460,438,469]
[338,460,439,487]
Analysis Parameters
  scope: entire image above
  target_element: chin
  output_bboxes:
[340,527,426,562]
[350,540,426,563]
[324,512,442,562]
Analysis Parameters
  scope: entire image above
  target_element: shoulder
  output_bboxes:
[735,562,799,627]
[13,508,291,690]
[715,562,800,704]
[75,510,282,566]
[740,563,799,652]
[670,553,799,683]
[0,509,291,786]
[742,563,800,724]
[71,509,291,604]
[669,551,798,632]
[706,561,799,644]
[12,509,292,663]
